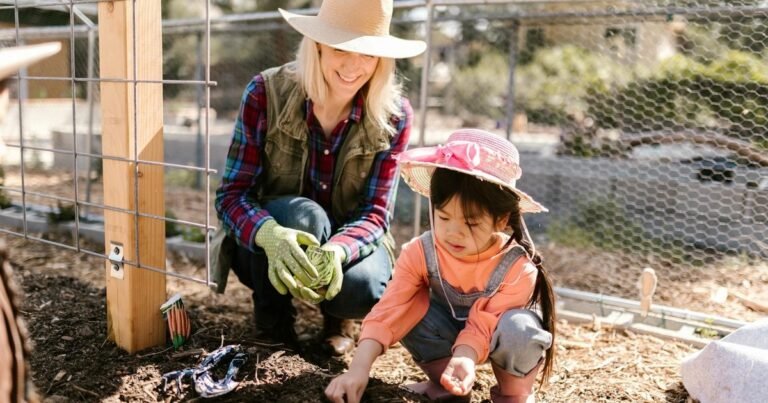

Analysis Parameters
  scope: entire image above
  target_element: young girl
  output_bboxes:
[325,129,556,403]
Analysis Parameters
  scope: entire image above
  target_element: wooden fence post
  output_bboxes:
[98,0,165,353]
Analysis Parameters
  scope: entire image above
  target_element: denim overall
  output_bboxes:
[401,231,552,376]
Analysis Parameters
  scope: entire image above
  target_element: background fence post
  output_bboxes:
[98,0,166,353]
[412,0,434,239]
[505,19,519,141]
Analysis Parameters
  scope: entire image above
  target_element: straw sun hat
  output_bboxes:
[0,42,62,81]
[278,0,426,59]
[398,128,548,214]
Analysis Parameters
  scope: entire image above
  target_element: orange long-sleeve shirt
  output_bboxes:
[360,233,537,363]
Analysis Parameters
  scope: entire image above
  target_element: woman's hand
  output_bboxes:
[253,219,320,299]
[319,243,346,300]
[440,346,477,396]
[325,368,369,403]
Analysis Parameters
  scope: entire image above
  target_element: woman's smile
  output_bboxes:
[318,43,379,100]
[337,72,361,84]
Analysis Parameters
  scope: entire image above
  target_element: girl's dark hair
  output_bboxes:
[430,168,556,386]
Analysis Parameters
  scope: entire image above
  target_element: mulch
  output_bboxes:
[6,229,765,403]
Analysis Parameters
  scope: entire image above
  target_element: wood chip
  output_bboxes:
[53,370,67,383]
[560,340,593,350]
[710,287,728,304]
[731,291,768,313]
[171,348,204,359]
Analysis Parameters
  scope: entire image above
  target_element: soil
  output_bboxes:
[2,170,767,402]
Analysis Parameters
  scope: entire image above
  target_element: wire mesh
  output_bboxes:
[506,1,768,269]
[400,1,768,280]
[0,0,766,294]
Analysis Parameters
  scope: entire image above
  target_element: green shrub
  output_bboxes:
[0,167,11,209]
[586,51,768,149]
[0,193,11,210]
[166,209,181,238]
[547,199,639,251]
[165,168,221,191]
[451,52,509,122]
[518,46,768,154]
[515,45,631,126]
[47,202,76,224]
[165,169,198,188]
[547,198,692,263]
[182,227,206,243]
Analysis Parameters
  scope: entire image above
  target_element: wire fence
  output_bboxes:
[0,0,766,293]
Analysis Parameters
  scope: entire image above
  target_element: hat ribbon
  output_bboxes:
[437,142,481,170]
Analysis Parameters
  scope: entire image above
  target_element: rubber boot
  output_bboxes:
[404,357,471,402]
[490,361,542,403]
[322,313,356,356]
[252,297,298,350]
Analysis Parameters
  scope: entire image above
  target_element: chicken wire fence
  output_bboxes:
[0,0,766,291]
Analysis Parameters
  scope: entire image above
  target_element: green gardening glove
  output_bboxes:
[254,219,321,299]
[317,243,346,300]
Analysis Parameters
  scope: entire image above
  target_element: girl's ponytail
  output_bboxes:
[510,213,556,387]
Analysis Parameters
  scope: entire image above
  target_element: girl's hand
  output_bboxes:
[325,339,382,403]
[440,356,476,396]
[325,368,369,403]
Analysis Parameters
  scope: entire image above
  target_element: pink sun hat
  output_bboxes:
[398,128,547,213]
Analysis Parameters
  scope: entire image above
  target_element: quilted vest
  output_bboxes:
[260,62,397,257]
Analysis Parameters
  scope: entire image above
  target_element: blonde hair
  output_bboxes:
[293,37,403,134]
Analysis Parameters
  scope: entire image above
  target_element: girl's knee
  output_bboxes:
[496,310,550,341]
[490,309,552,376]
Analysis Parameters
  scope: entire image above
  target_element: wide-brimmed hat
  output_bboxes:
[278,0,426,59]
[398,128,547,213]
[0,42,62,81]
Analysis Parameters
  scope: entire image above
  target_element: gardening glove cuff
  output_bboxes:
[320,243,346,301]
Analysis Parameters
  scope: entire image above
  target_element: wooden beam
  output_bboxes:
[557,308,713,348]
[98,0,165,353]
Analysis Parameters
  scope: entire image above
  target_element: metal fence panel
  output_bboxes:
[0,0,766,290]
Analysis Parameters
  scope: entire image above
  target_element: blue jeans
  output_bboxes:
[231,197,393,328]
[401,302,552,376]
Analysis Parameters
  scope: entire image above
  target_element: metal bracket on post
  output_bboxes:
[108,242,124,279]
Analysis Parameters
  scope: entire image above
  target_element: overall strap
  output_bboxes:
[419,231,438,277]
[419,231,471,319]
[483,244,528,298]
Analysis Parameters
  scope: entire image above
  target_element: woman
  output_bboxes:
[214,0,425,355]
